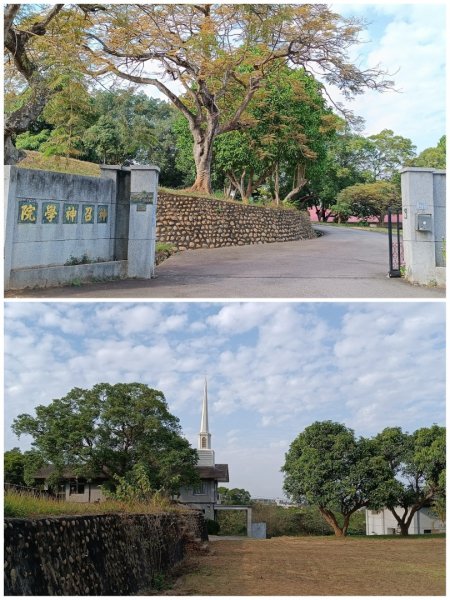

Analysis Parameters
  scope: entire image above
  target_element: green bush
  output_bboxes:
[251,504,366,537]
[206,518,220,535]
[216,510,247,535]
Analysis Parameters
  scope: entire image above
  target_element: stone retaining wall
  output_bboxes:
[157,193,315,250]
[4,510,206,596]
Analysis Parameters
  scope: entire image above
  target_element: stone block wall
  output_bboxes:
[4,510,206,596]
[157,193,315,250]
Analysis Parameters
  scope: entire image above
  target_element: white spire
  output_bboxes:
[198,377,213,459]
[200,378,209,433]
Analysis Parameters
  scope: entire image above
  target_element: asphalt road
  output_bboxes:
[6,225,445,299]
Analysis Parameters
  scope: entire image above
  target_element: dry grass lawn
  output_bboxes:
[169,536,445,596]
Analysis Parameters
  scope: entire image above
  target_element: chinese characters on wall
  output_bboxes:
[18,200,109,225]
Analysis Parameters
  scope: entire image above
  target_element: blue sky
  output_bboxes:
[4,301,445,498]
[330,3,446,152]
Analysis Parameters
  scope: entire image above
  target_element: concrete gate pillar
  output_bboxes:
[127,165,160,278]
[400,167,446,286]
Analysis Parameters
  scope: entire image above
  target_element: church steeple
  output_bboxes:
[198,378,211,450]
[197,378,214,466]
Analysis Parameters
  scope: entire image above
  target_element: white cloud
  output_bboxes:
[336,4,446,151]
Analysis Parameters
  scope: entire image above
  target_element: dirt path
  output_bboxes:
[169,536,445,596]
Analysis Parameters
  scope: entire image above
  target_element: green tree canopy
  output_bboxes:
[174,65,339,201]
[4,447,45,487]
[4,447,26,486]
[408,136,446,169]
[12,382,199,496]
[303,127,371,220]
[365,129,416,182]
[282,421,392,536]
[374,425,446,534]
[218,487,252,505]
[332,181,401,224]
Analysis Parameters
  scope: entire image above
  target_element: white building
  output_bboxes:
[366,507,445,535]
[178,380,229,520]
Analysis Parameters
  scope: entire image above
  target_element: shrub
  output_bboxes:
[206,518,220,535]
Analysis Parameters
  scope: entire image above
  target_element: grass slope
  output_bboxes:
[19,151,101,177]
[4,489,175,518]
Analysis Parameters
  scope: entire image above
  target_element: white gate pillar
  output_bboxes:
[127,165,160,278]
[401,167,446,286]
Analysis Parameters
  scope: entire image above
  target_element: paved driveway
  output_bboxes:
[7,226,445,299]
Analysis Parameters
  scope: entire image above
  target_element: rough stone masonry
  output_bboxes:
[4,510,207,596]
[157,193,316,250]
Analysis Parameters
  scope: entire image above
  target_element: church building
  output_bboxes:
[178,380,229,519]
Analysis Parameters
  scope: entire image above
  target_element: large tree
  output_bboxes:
[282,421,391,536]
[175,65,338,201]
[408,135,446,170]
[374,425,446,535]
[219,66,339,203]
[83,4,393,194]
[12,383,199,496]
[4,4,65,163]
[365,129,416,182]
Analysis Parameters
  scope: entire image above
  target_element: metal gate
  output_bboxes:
[387,207,404,277]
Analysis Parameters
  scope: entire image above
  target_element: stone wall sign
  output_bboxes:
[130,191,154,204]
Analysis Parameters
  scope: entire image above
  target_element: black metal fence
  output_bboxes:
[387,207,404,277]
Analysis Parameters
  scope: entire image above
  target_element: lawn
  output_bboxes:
[170,535,445,596]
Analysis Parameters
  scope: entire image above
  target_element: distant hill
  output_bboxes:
[18,151,101,178]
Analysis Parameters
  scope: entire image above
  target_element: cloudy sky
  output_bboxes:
[4,301,445,498]
[332,2,446,152]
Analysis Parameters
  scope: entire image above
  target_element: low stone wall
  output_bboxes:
[4,510,206,596]
[157,193,315,250]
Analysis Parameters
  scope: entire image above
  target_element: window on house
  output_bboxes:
[424,529,432,534]
[69,480,85,495]
[201,437,207,448]
[193,481,207,495]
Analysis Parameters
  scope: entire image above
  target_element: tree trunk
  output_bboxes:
[4,135,25,165]
[283,163,307,203]
[190,147,214,194]
[318,507,345,537]
[398,522,410,535]
[189,116,218,195]
[389,504,427,536]
[274,163,280,206]
[4,84,50,165]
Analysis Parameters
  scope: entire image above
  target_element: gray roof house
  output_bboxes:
[33,466,108,503]
[32,380,229,516]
